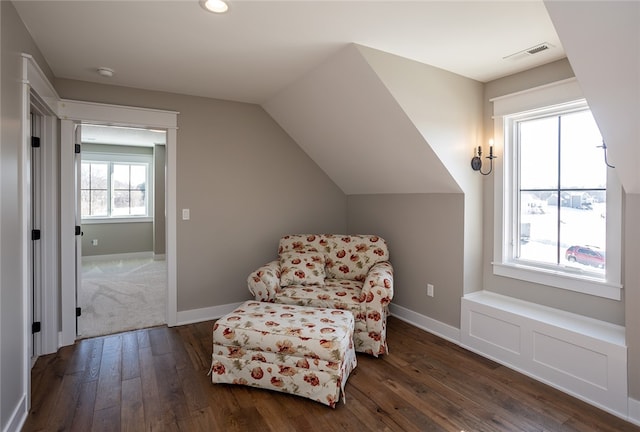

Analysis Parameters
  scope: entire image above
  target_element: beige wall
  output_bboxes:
[347,194,464,328]
[1,1,54,428]
[625,194,640,399]
[81,222,153,256]
[55,78,347,310]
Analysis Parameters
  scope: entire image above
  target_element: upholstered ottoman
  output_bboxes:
[210,301,357,408]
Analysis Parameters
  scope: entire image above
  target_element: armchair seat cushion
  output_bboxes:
[278,279,363,308]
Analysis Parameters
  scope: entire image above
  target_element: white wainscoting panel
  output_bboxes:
[461,291,628,419]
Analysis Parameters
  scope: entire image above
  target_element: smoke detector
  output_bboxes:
[503,43,554,61]
[97,67,115,77]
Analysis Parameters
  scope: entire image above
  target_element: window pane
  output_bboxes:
[112,190,130,215]
[81,190,91,216]
[81,163,91,189]
[560,192,606,275]
[130,191,146,215]
[113,164,131,189]
[560,111,605,189]
[518,191,559,265]
[90,190,108,216]
[130,165,146,191]
[91,163,108,189]
[519,117,559,189]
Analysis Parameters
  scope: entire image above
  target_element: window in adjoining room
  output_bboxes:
[81,155,152,220]
[491,79,622,300]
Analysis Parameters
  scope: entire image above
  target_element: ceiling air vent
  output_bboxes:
[503,42,554,61]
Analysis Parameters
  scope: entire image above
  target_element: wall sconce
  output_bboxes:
[471,139,497,175]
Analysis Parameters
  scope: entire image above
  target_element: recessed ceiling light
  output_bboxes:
[201,0,228,14]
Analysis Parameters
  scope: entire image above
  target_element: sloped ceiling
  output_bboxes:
[544,1,640,194]
[13,1,564,104]
[264,44,483,195]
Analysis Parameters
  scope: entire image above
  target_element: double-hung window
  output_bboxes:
[81,152,152,221]
[492,79,622,300]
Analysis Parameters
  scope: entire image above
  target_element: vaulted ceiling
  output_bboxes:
[14,1,639,195]
[14,1,564,104]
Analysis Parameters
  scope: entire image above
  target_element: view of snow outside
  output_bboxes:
[81,162,147,217]
[517,109,606,276]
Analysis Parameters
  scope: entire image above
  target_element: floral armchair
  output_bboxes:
[247,234,394,356]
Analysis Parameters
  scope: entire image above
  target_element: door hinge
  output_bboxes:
[76,307,82,317]
[31,136,41,148]
[32,322,41,334]
[75,226,81,236]
[31,229,41,241]
[74,143,81,154]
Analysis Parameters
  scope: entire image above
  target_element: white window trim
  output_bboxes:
[81,151,153,222]
[491,78,623,301]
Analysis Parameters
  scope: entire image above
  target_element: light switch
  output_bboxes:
[182,208,190,220]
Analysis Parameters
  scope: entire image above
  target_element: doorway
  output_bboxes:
[76,124,167,338]
[59,100,178,347]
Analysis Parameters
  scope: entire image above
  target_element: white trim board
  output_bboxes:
[389,303,460,344]
[176,301,245,326]
[630,398,640,427]
[3,394,27,432]
[81,251,154,263]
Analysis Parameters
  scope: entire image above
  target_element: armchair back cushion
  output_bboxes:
[278,234,389,281]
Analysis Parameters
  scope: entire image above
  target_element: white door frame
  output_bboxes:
[21,54,60,418]
[58,100,179,346]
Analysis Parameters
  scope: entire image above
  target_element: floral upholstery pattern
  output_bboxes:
[279,251,326,287]
[210,301,357,408]
[248,234,393,356]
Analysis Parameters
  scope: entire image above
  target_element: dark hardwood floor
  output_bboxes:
[23,316,639,432]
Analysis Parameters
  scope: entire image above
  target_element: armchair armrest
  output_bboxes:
[360,261,394,355]
[362,261,394,304]
[247,260,281,302]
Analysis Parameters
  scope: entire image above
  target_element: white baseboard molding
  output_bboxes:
[175,301,245,326]
[153,254,166,261]
[4,394,27,432]
[389,303,460,344]
[461,291,628,420]
[82,251,153,262]
[629,397,640,426]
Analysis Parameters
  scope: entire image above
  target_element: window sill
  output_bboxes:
[492,262,622,301]
[82,217,152,224]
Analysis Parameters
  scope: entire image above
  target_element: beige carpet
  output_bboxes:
[79,256,166,339]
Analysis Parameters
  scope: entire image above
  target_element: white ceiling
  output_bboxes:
[14,0,565,105]
[81,124,167,147]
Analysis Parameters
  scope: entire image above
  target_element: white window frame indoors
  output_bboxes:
[81,152,153,223]
[491,78,623,300]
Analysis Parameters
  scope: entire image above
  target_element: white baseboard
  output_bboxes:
[153,254,166,261]
[82,251,153,262]
[4,394,27,432]
[175,301,244,326]
[389,303,460,344]
[629,397,640,426]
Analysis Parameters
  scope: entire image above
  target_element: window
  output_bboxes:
[515,106,605,275]
[491,79,622,300]
[81,153,152,220]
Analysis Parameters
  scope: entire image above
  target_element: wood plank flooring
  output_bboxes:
[23,316,640,432]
